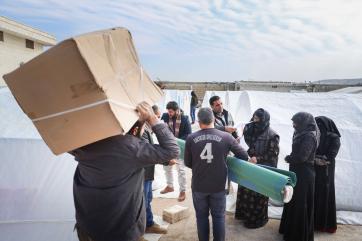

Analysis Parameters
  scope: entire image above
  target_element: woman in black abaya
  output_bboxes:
[314,116,341,233]
[279,112,318,241]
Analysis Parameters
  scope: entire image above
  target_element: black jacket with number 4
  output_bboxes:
[184,128,248,193]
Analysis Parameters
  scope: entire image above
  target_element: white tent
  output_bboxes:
[330,87,362,94]
[0,88,78,241]
[203,90,362,224]
[156,89,192,116]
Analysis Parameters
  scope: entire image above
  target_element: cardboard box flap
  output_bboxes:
[74,28,163,109]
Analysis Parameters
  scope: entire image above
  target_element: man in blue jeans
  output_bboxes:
[184,107,249,241]
[142,105,173,234]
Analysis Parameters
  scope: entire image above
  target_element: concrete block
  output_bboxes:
[162,205,190,224]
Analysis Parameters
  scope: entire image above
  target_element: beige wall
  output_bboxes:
[0,31,43,86]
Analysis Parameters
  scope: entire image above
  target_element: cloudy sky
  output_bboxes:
[1,0,362,82]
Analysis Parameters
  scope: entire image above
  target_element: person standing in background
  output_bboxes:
[209,95,240,195]
[314,116,341,233]
[160,101,192,202]
[190,91,198,124]
[142,105,169,235]
[209,96,239,140]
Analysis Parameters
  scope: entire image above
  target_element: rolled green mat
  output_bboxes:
[258,164,297,187]
[177,138,296,203]
[227,157,296,202]
[177,138,186,160]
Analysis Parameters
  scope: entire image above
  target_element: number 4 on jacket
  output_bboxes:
[200,143,213,163]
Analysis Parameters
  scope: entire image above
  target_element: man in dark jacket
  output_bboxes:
[184,107,249,241]
[160,101,192,202]
[142,105,168,234]
[209,96,239,139]
[209,95,239,194]
[279,112,319,241]
[70,102,179,241]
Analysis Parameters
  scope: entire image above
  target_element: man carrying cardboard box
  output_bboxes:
[3,27,172,241]
[70,102,179,241]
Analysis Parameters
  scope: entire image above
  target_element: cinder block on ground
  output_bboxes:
[162,205,190,224]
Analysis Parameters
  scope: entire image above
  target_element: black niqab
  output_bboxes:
[244,108,270,138]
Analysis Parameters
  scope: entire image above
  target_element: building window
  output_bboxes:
[26,39,34,49]
[0,31,4,42]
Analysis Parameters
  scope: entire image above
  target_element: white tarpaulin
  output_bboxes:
[202,90,362,224]
[0,88,78,241]
[156,89,191,116]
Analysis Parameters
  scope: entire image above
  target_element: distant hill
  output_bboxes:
[314,78,362,85]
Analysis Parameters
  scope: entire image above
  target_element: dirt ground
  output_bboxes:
[152,169,362,241]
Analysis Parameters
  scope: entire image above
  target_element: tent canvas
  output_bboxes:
[156,89,192,116]
[0,88,78,241]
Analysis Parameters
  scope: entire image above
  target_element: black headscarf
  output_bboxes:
[244,108,270,141]
[291,112,321,145]
[315,116,341,137]
[315,116,341,154]
[253,108,270,131]
[292,112,317,133]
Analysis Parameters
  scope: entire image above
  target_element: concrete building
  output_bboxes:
[0,16,56,86]
[155,80,351,102]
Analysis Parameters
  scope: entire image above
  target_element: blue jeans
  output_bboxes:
[190,106,196,123]
[192,191,226,241]
[144,180,154,227]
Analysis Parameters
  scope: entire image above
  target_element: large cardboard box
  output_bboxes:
[4,27,163,155]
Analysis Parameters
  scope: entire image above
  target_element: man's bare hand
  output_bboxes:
[136,101,158,126]
[248,156,257,164]
[168,159,178,166]
[225,126,236,133]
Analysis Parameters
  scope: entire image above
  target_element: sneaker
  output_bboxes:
[160,186,174,194]
[178,191,186,202]
[145,223,168,234]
